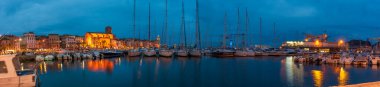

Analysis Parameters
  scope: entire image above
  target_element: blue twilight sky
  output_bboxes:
[0,0,379,47]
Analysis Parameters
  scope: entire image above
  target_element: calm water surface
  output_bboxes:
[36,56,380,87]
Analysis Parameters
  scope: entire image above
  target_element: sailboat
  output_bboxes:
[211,12,235,57]
[189,0,202,57]
[128,0,141,57]
[234,8,248,57]
[176,0,189,57]
[143,0,157,57]
[159,0,174,57]
[245,8,256,57]
[255,17,269,56]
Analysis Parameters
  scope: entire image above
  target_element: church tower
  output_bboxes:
[105,26,112,34]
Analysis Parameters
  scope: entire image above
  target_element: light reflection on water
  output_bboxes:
[34,56,380,87]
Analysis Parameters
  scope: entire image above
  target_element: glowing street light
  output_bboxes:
[338,39,344,46]
[315,40,320,46]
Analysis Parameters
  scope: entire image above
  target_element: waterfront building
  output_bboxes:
[75,36,85,49]
[281,33,347,53]
[0,35,21,54]
[36,36,49,50]
[61,35,78,50]
[21,32,37,50]
[121,35,160,49]
[347,40,372,53]
[85,26,117,49]
[48,34,61,50]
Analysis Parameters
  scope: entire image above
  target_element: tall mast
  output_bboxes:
[164,0,168,46]
[133,0,136,39]
[181,0,187,48]
[244,8,249,47]
[273,22,276,47]
[223,12,228,49]
[133,0,137,48]
[236,8,240,48]
[148,0,151,41]
[244,8,248,48]
[259,16,262,49]
[195,0,201,49]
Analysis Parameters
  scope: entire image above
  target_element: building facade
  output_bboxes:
[61,35,78,50]
[36,36,49,50]
[85,26,117,49]
[21,32,37,50]
[48,34,61,50]
[281,34,347,53]
[0,35,21,54]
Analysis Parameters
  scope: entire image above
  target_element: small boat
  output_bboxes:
[73,53,81,59]
[143,49,157,57]
[92,51,101,58]
[353,54,369,65]
[159,49,174,57]
[353,58,368,65]
[63,54,72,60]
[189,49,202,57]
[128,49,141,57]
[370,56,380,65]
[211,49,235,57]
[44,55,54,61]
[234,50,248,57]
[0,55,37,87]
[100,50,124,58]
[177,49,188,57]
[57,54,64,60]
[35,55,44,61]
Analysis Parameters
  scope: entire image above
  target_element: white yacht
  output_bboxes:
[143,49,156,57]
[176,49,188,57]
[0,55,37,87]
[128,49,141,57]
[159,49,174,57]
[44,55,54,61]
[189,49,202,57]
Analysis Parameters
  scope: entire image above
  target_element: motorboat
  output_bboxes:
[370,56,380,65]
[44,55,54,61]
[0,55,37,87]
[35,55,44,61]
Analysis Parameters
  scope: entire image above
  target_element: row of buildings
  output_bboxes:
[280,33,376,53]
[0,26,160,54]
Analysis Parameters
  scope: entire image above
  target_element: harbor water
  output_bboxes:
[34,56,380,87]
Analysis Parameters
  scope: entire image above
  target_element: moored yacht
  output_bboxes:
[159,49,174,57]
[176,49,188,57]
[211,48,235,57]
[128,49,141,57]
[143,49,157,57]
[234,50,248,57]
[189,49,202,57]
[0,55,37,87]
